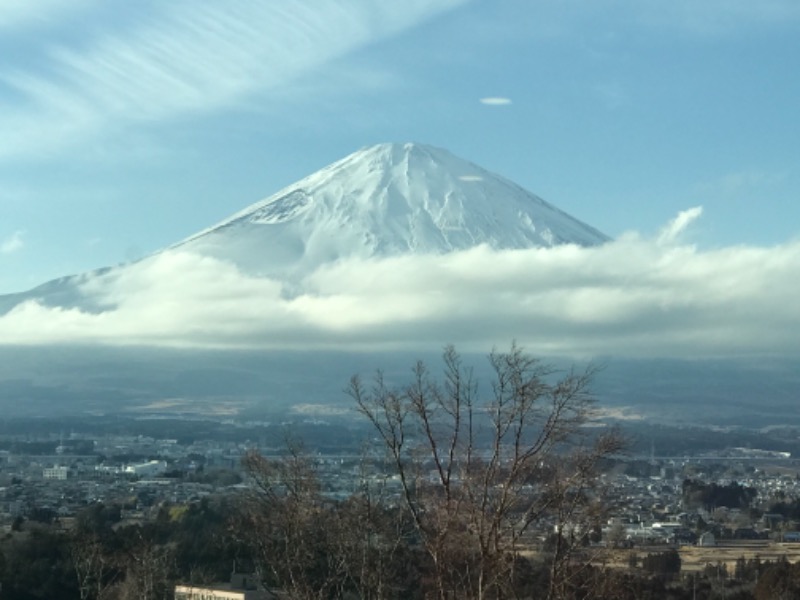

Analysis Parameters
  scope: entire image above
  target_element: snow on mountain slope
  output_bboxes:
[0,143,609,316]
[172,143,609,279]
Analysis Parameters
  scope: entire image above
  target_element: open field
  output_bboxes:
[598,541,800,573]
[679,541,800,572]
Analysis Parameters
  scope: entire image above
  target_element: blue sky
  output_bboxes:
[0,1,799,359]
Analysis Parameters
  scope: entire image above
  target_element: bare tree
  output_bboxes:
[118,534,175,600]
[328,457,419,600]
[348,344,624,600]
[240,442,418,600]
[70,533,120,600]
[239,442,349,600]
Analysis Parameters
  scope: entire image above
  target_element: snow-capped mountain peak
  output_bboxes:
[0,142,610,316]
[175,142,609,279]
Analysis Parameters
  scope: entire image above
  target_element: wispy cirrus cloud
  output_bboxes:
[0,0,467,159]
[0,0,95,31]
[694,169,788,197]
[0,230,24,254]
[1,209,799,359]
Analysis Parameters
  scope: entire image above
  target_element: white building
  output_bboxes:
[124,460,167,477]
[174,570,273,600]
[174,586,255,600]
[43,466,69,480]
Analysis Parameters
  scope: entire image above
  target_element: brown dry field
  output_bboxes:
[597,541,800,573]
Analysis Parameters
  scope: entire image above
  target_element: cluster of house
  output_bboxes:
[0,435,246,524]
[596,460,800,547]
[3,427,800,594]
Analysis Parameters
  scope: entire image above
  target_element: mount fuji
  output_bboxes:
[173,142,609,279]
[0,143,608,314]
[2,144,799,427]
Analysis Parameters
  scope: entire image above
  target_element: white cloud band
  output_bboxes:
[0,213,797,359]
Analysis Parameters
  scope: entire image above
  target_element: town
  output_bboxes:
[3,413,800,598]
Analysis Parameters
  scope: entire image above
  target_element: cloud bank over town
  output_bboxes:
[0,208,797,359]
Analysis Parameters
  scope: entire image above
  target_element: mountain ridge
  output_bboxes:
[170,142,609,280]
